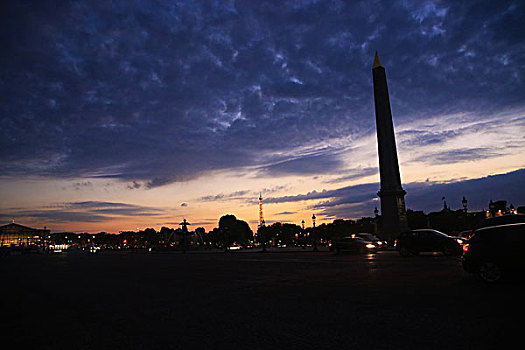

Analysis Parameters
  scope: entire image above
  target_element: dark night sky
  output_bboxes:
[1,0,524,231]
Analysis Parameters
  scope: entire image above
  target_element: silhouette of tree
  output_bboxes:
[142,228,157,247]
[257,224,272,252]
[160,226,174,243]
[218,214,253,247]
[280,223,301,246]
[195,227,207,246]
[208,227,221,248]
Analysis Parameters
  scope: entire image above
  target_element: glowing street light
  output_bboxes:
[462,196,468,213]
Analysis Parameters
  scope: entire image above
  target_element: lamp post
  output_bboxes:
[489,200,495,218]
[374,207,379,234]
[300,220,305,247]
[461,196,469,231]
[311,214,318,251]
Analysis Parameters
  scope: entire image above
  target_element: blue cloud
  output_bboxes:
[259,152,344,176]
[1,0,524,186]
[265,168,525,219]
[412,147,503,165]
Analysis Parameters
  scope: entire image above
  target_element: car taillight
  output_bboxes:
[463,243,469,252]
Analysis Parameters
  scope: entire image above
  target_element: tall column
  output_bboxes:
[372,52,408,241]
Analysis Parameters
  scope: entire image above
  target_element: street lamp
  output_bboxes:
[489,200,495,218]
[311,214,318,251]
[373,207,379,235]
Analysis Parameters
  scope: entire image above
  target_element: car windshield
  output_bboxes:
[430,230,450,238]
[357,233,380,240]
[458,230,471,238]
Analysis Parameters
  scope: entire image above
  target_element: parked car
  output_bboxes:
[332,236,379,254]
[396,229,462,257]
[355,233,388,250]
[457,230,472,241]
[462,223,525,283]
[475,214,525,230]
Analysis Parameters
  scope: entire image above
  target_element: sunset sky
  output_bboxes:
[1,0,524,233]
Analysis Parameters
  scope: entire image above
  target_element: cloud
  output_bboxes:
[127,181,142,190]
[265,168,525,219]
[258,152,344,176]
[1,210,111,224]
[189,222,216,227]
[0,201,166,224]
[200,194,226,202]
[2,169,521,227]
[404,168,525,212]
[1,0,524,187]
[263,183,379,209]
[395,111,525,166]
[324,167,378,184]
[274,211,296,216]
[260,184,291,195]
[412,147,503,165]
[72,181,94,191]
[199,185,293,206]
[398,130,458,147]
[200,189,255,202]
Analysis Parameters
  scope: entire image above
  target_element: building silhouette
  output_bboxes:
[0,222,50,246]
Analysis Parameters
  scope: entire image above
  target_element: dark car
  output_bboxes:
[457,230,472,241]
[355,233,388,250]
[332,236,379,254]
[396,229,462,257]
[475,214,525,230]
[462,223,525,283]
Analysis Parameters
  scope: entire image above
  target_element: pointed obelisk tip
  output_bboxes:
[373,51,382,69]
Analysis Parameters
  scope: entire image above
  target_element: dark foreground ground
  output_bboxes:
[1,250,522,349]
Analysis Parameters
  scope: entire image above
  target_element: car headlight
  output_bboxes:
[456,239,464,245]
[365,244,376,249]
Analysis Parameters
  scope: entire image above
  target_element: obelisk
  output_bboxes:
[372,52,408,241]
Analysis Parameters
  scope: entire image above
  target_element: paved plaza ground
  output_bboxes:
[1,250,522,349]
